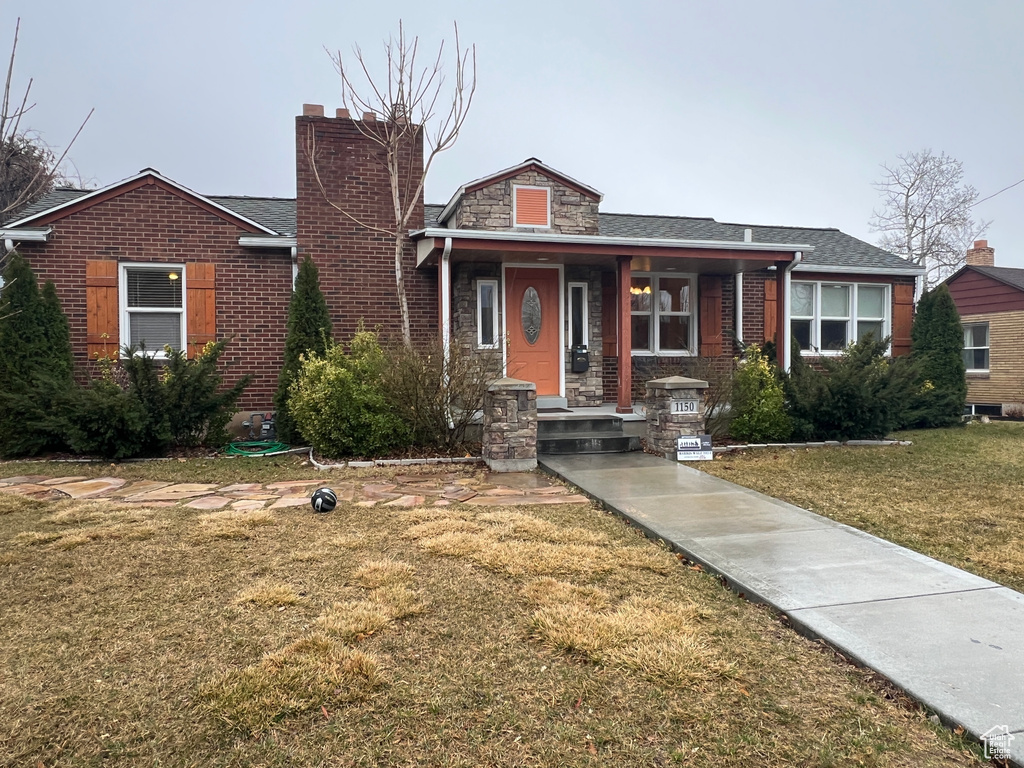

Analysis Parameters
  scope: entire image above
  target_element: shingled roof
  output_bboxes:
[4,187,297,236]
[423,204,914,272]
[965,265,1024,292]
[11,191,911,273]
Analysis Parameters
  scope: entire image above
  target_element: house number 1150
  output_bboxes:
[671,399,699,414]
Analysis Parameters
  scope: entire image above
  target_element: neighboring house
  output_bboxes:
[0,105,922,413]
[945,240,1024,416]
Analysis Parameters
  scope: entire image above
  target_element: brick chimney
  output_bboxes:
[295,106,433,343]
[966,239,995,267]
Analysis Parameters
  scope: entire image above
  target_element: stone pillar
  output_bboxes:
[483,378,537,472]
[645,376,709,460]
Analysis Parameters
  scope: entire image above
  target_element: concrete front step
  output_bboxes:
[538,431,642,455]
[537,415,624,435]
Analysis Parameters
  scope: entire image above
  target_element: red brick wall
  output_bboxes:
[16,183,292,410]
[296,114,438,344]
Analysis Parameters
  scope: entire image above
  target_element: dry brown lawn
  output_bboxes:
[0,456,984,766]
[701,421,1024,593]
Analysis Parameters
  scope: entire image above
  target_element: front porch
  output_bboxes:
[415,228,809,413]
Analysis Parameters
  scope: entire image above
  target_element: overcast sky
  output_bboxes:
[8,1,1024,266]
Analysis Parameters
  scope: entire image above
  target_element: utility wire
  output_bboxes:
[973,176,1024,208]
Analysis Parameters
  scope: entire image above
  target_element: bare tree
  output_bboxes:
[869,149,989,288]
[306,21,475,345]
[0,18,93,219]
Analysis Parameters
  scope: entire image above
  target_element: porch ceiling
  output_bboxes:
[415,235,803,273]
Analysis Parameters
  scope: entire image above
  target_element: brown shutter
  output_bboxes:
[601,271,617,357]
[892,283,915,356]
[86,260,119,359]
[698,275,723,356]
[763,277,777,343]
[186,262,216,357]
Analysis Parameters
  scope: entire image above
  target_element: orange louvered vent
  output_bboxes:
[514,186,550,227]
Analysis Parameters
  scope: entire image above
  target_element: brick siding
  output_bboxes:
[17,183,291,410]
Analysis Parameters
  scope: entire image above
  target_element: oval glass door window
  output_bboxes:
[521,287,542,345]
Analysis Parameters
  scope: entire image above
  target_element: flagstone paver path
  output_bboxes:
[0,470,590,509]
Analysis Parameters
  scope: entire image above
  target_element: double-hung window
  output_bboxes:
[631,274,695,354]
[790,281,890,353]
[120,263,184,356]
[962,323,989,372]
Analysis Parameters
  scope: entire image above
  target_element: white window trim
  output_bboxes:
[963,322,990,373]
[119,261,186,358]
[567,281,589,348]
[790,281,891,356]
[476,278,499,349]
[511,184,551,228]
[630,272,698,356]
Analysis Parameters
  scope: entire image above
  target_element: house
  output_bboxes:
[945,240,1024,416]
[0,105,922,418]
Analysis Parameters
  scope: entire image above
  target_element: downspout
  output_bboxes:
[782,251,803,372]
[440,237,453,428]
[291,246,298,291]
[734,273,744,346]
[735,228,751,348]
[4,239,14,254]
[440,237,452,361]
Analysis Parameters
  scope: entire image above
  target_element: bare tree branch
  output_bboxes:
[0,17,93,218]
[311,21,476,345]
[869,149,989,288]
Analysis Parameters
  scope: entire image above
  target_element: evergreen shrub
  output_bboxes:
[729,344,791,443]
[0,252,74,457]
[289,330,411,458]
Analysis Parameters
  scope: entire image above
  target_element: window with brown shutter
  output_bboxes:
[513,186,550,227]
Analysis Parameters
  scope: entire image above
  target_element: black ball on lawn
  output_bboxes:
[310,487,337,514]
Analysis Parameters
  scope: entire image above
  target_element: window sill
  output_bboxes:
[966,371,990,379]
[631,351,697,358]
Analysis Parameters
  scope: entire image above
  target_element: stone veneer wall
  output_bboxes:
[450,263,607,407]
[482,378,537,472]
[563,265,605,406]
[450,262,504,380]
[645,376,709,460]
[453,170,599,235]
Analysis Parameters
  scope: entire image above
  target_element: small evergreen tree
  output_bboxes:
[906,285,967,428]
[0,251,74,456]
[274,256,332,443]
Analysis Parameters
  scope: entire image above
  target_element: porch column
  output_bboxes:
[616,255,632,414]
[775,260,788,371]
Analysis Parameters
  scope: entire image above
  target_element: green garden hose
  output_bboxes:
[223,441,290,456]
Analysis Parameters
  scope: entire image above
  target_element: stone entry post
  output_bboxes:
[482,378,538,472]
[645,376,709,460]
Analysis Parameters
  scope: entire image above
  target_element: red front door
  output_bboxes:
[505,267,560,396]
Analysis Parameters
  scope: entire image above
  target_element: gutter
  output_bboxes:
[793,263,924,276]
[238,235,298,249]
[0,227,52,243]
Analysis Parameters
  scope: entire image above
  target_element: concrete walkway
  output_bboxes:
[540,452,1024,766]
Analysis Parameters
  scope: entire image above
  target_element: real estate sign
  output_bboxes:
[677,434,713,461]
